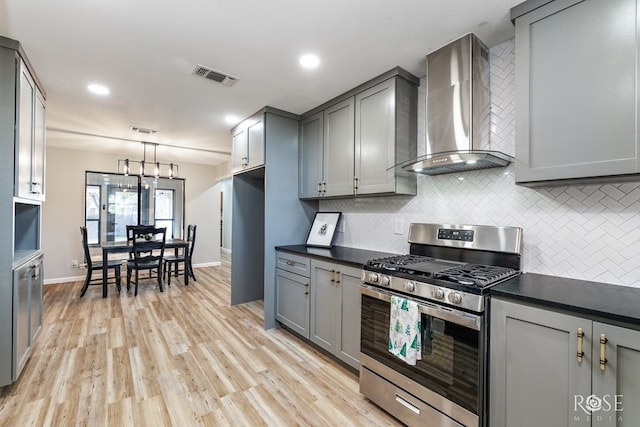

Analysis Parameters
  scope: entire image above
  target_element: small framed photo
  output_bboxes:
[305,212,342,248]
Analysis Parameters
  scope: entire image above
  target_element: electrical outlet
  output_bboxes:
[394,218,404,235]
[71,260,79,268]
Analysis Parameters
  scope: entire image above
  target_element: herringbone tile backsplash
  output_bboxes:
[320,39,640,288]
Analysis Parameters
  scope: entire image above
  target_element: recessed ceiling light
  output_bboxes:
[299,54,320,69]
[88,84,110,96]
[225,115,240,125]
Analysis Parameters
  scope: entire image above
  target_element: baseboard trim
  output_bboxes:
[44,275,85,285]
[220,247,231,256]
[193,262,221,268]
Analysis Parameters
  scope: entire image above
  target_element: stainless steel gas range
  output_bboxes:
[359,223,522,427]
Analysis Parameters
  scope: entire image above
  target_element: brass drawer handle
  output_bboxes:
[577,328,584,363]
[600,334,608,371]
[335,270,340,284]
[330,269,335,283]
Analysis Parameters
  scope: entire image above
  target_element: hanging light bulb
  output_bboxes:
[124,159,129,176]
[169,163,174,179]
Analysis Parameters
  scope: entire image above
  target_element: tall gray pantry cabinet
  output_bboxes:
[230,107,317,330]
[0,36,46,387]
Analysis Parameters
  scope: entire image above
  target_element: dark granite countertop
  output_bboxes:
[275,245,398,268]
[491,272,640,326]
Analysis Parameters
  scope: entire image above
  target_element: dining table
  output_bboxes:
[100,238,189,298]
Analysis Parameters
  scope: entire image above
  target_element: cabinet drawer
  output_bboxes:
[276,251,310,277]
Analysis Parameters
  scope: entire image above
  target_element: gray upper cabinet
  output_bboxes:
[231,115,264,175]
[355,77,417,196]
[323,98,356,197]
[490,297,640,426]
[513,0,640,185]
[299,68,418,199]
[299,113,324,198]
[15,59,46,201]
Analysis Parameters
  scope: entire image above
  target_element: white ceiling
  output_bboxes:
[0,0,523,167]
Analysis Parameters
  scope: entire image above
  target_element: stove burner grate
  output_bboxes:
[435,264,519,287]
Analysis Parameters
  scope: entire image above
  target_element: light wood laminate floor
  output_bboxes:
[0,259,401,426]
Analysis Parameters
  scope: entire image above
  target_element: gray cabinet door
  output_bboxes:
[591,322,640,426]
[16,59,35,199]
[12,263,31,382]
[299,112,324,198]
[231,128,247,173]
[29,257,43,344]
[355,78,396,195]
[310,259,336,353]
[323,98,355,197]
[32,91,45,201]
[490,298,591,427]
[275,268,310,339]
[514,0,639,184]
[247,119,264,169]
[335,265,361,370]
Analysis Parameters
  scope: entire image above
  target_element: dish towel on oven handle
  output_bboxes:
[388,295,422,365]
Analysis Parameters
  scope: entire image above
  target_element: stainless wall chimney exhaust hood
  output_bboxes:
[397,33,514,175]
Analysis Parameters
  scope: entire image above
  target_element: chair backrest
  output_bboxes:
[79,226,93,269]
[187,224,197,259]
[130,226,166,267]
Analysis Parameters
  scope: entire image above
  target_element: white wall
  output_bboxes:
[42,146,225,284]
[320,39,640,288]
[220,177,232,251]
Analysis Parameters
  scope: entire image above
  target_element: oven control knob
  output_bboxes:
[405,281,415,292]
[381,276,390,286]
[432,288,445,300]
[448,292,463,304]
[369,273,379,283]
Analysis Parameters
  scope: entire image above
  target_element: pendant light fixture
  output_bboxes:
[118,141,179,179]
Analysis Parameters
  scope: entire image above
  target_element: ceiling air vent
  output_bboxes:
[193,64,238,87]
[129,126,158,135]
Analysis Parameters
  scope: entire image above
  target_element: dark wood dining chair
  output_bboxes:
[126,225,166,296]
[79,226,123,297]
[164,224,197,286]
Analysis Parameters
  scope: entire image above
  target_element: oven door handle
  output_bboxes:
[360,285,482,331]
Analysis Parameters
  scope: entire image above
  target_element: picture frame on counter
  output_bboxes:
[305,212,342,248]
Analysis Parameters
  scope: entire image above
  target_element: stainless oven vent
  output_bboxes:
[193,64,238,86]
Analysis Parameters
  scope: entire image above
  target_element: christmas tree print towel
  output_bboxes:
[388,295,421,365]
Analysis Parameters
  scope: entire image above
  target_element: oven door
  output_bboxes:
[360,284,482,426]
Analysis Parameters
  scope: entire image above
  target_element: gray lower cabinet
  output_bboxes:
[12,254,43,382]
[310,259,361,370]
[490,297,640,426]
[275,251,310,338]
[512,0,640,185]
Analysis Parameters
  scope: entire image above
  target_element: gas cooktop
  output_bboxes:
[365,254,520,288]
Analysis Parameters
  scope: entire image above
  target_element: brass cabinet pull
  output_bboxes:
[600,334,608,371]
[577,328,584,363]
[330,269,335,283]
[322,181,326,194]
[304,283,309,295]
[317,182,322,193]
[335,270,340,284]
[286,260,294,266]
[353,176,359,194]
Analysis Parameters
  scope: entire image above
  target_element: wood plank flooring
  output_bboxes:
[0,259,401,426]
